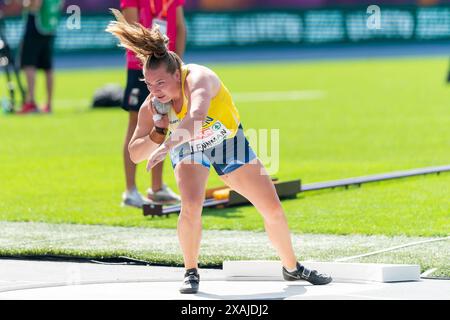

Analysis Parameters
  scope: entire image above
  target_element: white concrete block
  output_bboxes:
[223,260,421,283]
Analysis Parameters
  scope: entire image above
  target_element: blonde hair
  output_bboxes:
[105,8,182,74]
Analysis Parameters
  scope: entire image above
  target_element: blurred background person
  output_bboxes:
[199,0,255,10]
[18,0,63,114]
[120,0,186,208]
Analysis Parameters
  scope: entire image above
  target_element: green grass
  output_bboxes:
[0,56,449,237]
[1,222,448,275]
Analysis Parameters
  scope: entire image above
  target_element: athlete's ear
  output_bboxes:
[174,69,181,82]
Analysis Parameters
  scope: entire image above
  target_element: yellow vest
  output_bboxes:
[168,65,241,152]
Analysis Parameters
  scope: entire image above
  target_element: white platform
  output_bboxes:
[1,259,448,300]
[223,260,421,283]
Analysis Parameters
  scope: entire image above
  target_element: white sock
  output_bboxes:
[126,187,138,196]
[286,267,298,273]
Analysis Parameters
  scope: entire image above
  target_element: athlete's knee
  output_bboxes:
[261,202,286,224]
[179,201,203,221]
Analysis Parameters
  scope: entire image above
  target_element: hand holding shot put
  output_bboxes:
[147,96,171,171]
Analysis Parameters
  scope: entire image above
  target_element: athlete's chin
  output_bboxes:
[159,96,172,104]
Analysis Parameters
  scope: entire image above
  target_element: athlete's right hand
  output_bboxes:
[150,100,169,129]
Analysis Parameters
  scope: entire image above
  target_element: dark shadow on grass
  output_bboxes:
[144,196,303,221]
[156,171,449,219]
[201,195,302,219]
[143,204,247,221]
[202,206,246,219]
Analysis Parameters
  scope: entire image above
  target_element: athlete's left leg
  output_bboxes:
[218,159,298,270]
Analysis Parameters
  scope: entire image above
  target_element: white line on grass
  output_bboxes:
[420,268,438,277]
[334,236,450,262]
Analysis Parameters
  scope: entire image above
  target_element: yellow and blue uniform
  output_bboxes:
[168,65,256,175]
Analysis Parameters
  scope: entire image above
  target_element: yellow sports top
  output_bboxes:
[167,65,241,152]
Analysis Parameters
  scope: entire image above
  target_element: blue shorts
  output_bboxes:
[169,124,257,175]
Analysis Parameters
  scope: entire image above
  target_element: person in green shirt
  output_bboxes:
[18,0,63,114]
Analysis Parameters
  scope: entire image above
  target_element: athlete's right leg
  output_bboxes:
[174,158,210,270]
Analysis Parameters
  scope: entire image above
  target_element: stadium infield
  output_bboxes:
[0,56,448,278]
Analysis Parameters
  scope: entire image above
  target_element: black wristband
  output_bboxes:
[154,126,168,135]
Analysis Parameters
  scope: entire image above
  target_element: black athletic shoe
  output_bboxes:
[179,268,200,294]
[282,262,332,285]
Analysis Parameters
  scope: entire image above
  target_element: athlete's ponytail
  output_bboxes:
[106,8,182,74]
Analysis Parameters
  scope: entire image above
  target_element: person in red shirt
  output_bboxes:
[120,0,186,208]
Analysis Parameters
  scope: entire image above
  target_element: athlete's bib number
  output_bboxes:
[189,121,231,152]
